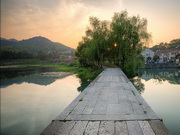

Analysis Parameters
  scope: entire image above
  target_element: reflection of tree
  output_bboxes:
[137,68,180,84]
[0,66,56,80]
[130,77,145,93]
[0,67,70,88]
[77,80,91,92]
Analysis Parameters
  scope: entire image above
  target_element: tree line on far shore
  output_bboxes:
[0,36,75,62]
[0,48,71,61]
[151,39,180,52]
[75,10,151,76]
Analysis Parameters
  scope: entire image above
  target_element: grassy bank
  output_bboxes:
[38,63,77,72]
[0,59,77,72]
[77,67,103,81]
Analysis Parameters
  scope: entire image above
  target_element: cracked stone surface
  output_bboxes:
[41,68,171,135]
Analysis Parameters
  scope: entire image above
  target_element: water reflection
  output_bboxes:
[131,68,180,135]
[131,68,180,93]
[137,68,180,84]
[130,77,145,93]
[77,80,91,92]
[0,72,72,88]
[1,74,80,135]
[0,66,56,80]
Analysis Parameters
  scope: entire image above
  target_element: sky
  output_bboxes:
[1,0,180,48]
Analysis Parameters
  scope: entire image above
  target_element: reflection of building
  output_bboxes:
[140,71,154,81]
[156,48,180,63]
[139,69,180,84]
[141,49,155,63]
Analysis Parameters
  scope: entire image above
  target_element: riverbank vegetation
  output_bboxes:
[0,48,74,63]
[75,10,151,77]
[0,60,103,88]
[0,60,103,92]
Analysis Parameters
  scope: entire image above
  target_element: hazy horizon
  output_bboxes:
[1,0,180,48]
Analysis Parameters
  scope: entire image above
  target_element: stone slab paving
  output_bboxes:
[41,68,171,135]
[41,120,171,135]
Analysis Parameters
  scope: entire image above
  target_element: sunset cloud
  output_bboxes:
[1,0,180,48]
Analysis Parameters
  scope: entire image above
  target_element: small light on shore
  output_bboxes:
[114,43,117,47]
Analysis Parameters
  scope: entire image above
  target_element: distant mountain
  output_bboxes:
[0,37,18,42]
[9,38,18,42]
[0,37,18,47]
[0,37,7,40]
[0,36,74,53]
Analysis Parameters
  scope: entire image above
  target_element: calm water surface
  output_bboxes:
[132,68,180,135]
[1,73,81,135]
[1,68,180,135]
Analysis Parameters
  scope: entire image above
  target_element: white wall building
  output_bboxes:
[156,48,180,63]
[141,49,155,63]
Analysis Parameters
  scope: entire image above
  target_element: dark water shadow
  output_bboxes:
[77,80,91,92]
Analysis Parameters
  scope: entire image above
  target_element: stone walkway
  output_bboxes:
[41,68,171,135]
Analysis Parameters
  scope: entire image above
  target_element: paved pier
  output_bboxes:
[41,68,171,135]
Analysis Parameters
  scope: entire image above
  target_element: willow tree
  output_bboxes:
[75,17,109,67]
[76,11,151,76]
[109,11,151,76]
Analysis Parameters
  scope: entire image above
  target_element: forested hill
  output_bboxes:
[0,36,74,53]
[150,38,180,52]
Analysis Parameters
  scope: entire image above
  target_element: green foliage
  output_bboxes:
[153,55,160,62]
[60,54,67,59]
[75,10,151,76]
[68,62,77,67]
[0,47,34,60]
[40,63,77,72]
[146,56,152,63]
[130,77,145,94]
[131,90,136,96]
[0,48,49,61]
[151,38,180,52]
[79,98,83,101]
[122,54,143,77]
[77,68,103,81]
[77,80,90,92]
[77,67,103,91]
[37,50,48,60]
[75,17,110,68]
[78,71,94,81]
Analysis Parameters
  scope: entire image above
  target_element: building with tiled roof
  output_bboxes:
[156,47,180,63]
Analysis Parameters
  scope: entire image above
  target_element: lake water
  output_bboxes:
[131,68,180,135]
[1,68,180,135]
[1,73,81,135]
